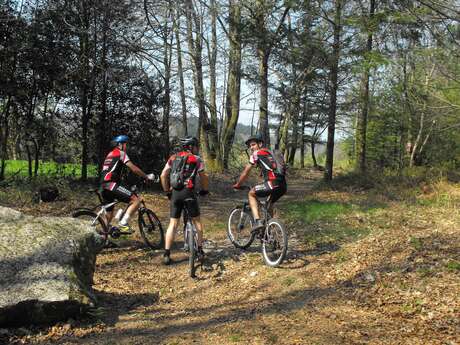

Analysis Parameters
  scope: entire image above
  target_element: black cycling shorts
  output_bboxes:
[170,188,200,219]
[254,179,287,204]
[101,184,133,211]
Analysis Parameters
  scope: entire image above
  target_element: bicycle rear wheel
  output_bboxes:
[188,223,196,278]
[72,209,108,242]
[261,218,288,267]
[227,207,255,249]
[138,208,164,250]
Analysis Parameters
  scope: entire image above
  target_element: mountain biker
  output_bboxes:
[160,136,209,265]
[232,134,287,231]
[100,135,155,231]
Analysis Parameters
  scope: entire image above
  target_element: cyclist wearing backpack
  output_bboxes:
[233,134,287,231]
[160,136,209,265]
[100,135,156,231]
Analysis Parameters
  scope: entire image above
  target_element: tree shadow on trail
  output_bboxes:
[90,289,160,327]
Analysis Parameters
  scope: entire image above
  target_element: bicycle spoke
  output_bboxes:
[262,219,288,267]
[227,207,255,249]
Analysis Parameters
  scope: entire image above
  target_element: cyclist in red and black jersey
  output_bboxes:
[233,134,287,231]
[100,135,155,231]
[160,136,209,265]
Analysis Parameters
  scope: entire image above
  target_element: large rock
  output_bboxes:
[0,206,104,327]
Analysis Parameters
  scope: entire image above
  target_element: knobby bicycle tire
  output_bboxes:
[261,218,288,267]
[227,207,255,249]
[188,222,196,278]
[138,208,164,250]
[72,209,108,242]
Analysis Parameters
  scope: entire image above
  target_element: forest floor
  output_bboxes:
[1,169,459,345]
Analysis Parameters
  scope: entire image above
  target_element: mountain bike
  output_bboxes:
[228,186,287,267]
[72,179,164,250]
[182,196,203,278]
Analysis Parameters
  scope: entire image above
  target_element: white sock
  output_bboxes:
[119,214,130,226]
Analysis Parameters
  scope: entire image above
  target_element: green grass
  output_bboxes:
[305,225,371,246]
[284,200,352,223]
[205,221,227,234]
[284,199,375,246]
[446,261,460,271]
[409,237,424,251]
[228,333,242,342]
[3,160,97,178]
[282,276,296,287]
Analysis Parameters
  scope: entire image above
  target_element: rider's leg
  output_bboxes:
[163,218,179,265]
[267,180,287,217]
[248,188,260,220]
[164,218,180,251]
[119,195,141,226]
[106,210,114,225]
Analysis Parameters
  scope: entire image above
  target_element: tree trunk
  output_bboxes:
[79,0,91,181]
[300,104,306,169]
[355,0,375,173]
[184,0,212,163]
[97,13,109,171]
[324,0,343,181]
[0,96,12,180]
[221,0,242,170]
[26,141,33,178]
[254,2,289,148]
[279,111,290,156]
[174,11,188,136]
[257,50,270,147]
[206,0,221,168]
[33,138,40,177]
[311,141,318,168]
[163,13,172,159]
[410,64,434,167]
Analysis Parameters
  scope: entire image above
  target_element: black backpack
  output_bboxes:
[271,149,287,176]
[259,149,287,177]
[170,153,194,190]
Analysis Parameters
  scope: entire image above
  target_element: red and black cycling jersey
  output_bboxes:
[164,151,205,189]
[100,148,130,187]
[249,148,281,182]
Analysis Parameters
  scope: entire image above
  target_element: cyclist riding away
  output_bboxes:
[233,134,287,231]
[100,135,155,231]
[160,136,209,265]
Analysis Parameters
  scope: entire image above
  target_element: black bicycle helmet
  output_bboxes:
[245,134,264,147]
[180,136,199,148]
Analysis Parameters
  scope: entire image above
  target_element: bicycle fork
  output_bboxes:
[238,202,250,230]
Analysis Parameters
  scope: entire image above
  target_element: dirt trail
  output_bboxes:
[5,172,460,345]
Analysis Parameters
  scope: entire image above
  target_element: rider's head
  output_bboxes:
[110,135,129,151]
[180,136,199,154]
[245,134,264,152]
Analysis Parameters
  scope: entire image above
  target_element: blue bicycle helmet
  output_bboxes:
[111,135,129,147]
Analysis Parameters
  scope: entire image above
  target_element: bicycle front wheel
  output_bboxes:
[138,208,164,250]
[227,207,255,249]
[262,218,288,267]
[72,209,108,242]
[188,224,196,278]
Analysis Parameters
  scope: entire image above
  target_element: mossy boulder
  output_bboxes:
[0,206,104,327]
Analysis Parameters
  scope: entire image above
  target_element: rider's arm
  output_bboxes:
[126,161,148,179]
[160,165,171,192]
[234,163,253,187]
[199,171,209,191]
